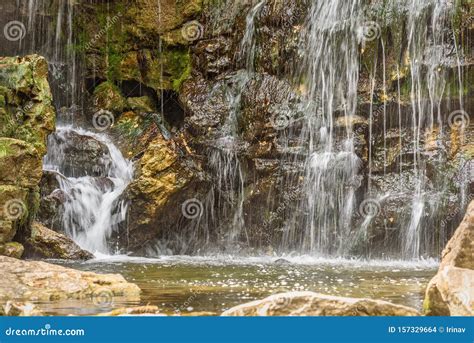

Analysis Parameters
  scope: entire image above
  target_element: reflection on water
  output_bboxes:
[44,256,437,316]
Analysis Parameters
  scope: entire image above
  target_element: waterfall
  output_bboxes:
[44,126,133,254]
[282,0,363,255]
[276,0,466,259]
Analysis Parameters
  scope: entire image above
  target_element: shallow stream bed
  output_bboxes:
[43,256,437,316]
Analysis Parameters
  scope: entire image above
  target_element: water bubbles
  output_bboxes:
[3,199,27,221]
[181,198,204,219]
[3,21,26,42]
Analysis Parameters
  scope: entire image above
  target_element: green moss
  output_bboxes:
[167,48,192,91]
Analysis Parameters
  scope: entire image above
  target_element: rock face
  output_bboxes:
[424,200,474,316]
[76,0,200,92]
[222,291,420,316]
[0,256,140,303]
[0,55,55,257]
[124,133,204,252]
[23,222,94,260]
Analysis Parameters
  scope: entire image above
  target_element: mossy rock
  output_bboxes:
[93,81,128,114]
[0,138,42,188]
[0,55,55,156]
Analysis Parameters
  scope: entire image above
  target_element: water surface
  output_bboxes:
[44,256,437,316]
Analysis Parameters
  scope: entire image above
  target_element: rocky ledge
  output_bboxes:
[222,291,420,316]
[0,256,140,305]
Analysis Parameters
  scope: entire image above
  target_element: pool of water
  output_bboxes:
[41,255,437,316]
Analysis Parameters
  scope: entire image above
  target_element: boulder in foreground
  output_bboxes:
[221,291,420,316]
[424,200,474,316]
[0,256,140,303]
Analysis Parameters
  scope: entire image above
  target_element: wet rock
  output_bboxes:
[125,133,204,252]
[240,74,300,158]
[37,171,69,232]
[0,255,141,303]
[179,76,228,134]
[424,200,474,316]
[46,130,111,177]
[273,258,291,265]
[222,291,420,316]
[23,222,94,260]
[193,37,234,76]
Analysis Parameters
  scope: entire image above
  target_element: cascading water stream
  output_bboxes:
[282,0,363,256]
[43,126,133,254]
[277,0,466,260]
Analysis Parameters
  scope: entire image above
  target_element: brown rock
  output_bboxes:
[0,256,141,303]
[222,291,420,316]
[424,200,474,316]
[23,222,94,260]
[0,242,24,259]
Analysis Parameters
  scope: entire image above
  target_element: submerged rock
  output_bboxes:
[97,305,162,316]
[424,200,474,316]
[0,256,141,303]
[23,222,94,260]
[222,291,420,316]
[0,301,43,316]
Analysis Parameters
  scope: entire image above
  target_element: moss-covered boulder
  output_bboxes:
[0,55,55,257]
[0,55,55,156]
[93,81,128,114]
